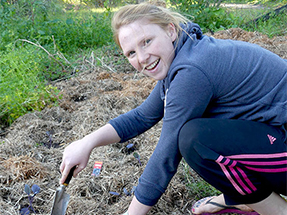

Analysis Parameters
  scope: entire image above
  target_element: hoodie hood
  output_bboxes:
[159,22,203,100]
[174,22,203,56]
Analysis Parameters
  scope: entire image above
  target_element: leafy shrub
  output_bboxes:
[0,46,59,126]
[40,12,113,54]
[171,0,236,32]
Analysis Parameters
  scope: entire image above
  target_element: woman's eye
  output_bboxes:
[144,39,151,46]
[128,51,135,57]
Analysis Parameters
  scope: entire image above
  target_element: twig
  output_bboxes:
[83,51,115,72]
[96,57,115,73]
[15,39,66,71]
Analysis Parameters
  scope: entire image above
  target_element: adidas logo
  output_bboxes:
[267,134,276,145]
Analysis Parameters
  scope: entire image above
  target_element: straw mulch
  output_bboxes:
[0,29,286,215]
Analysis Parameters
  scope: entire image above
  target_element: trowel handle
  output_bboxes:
[63,166,76,186]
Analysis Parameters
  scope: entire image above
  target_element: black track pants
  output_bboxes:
[178,118,287,205]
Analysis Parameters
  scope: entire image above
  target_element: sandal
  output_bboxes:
[191,196,260,215]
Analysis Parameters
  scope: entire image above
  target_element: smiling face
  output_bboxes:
[118,19,177,80]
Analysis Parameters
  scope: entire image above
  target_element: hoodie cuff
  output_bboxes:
[134,176,166,206]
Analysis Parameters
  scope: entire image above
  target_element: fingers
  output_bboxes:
[59,162,75,183]
[73,165,82,177]
[59,162,86,184]
[59,139,91,184]
[60,161,65,174]
[60,164,69,184]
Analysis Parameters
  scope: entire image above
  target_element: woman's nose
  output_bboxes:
[137,50,149,65]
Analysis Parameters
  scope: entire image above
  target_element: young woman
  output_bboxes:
[60,2,287,215]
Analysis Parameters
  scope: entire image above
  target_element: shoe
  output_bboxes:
[191,196,260,215]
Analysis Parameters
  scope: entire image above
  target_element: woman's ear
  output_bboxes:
[167,23,177,42]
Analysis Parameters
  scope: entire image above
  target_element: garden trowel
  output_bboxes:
[50,166,76,215]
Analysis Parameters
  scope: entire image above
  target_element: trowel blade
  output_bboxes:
[50,186,70,215]
[50,166,76,215]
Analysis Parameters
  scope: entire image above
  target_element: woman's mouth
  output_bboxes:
[145,59,160,70]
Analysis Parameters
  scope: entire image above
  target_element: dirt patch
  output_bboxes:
[0,28,286,215]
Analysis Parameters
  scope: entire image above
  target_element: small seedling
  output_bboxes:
[20,184,40,215]
[133,152,142,166]
[123,187,131,196]
[109,191,120,196]
[126,143,134,149]
[109,186,137,197]
[124,142,135,154]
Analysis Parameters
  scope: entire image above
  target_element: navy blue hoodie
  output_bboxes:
[109,23,287,206]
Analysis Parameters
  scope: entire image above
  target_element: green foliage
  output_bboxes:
[0,46,59,126]
[172,0,287,34]
[182,162,221,199]
[77,0,134,8]
[0,0,114,126]
[171,0,238,32]
[187,178,221,198]
[245,11,287,37]
[0,0,113,54]
[196,7,235,32]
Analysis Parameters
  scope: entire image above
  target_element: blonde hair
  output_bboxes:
[111,1,189,46]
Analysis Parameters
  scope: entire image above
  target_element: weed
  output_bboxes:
[173,0,287,35]
[0,46,60,126]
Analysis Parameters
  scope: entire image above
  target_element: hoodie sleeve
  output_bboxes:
[109,82,164,143]
[135,67,214,206]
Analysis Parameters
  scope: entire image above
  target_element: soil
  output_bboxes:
[0,28,286,215]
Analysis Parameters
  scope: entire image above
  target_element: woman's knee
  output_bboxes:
[178,118,205,157]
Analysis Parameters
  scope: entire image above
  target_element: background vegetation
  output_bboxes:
[0,0,286,128]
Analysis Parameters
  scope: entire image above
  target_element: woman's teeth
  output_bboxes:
[145,59,159,70]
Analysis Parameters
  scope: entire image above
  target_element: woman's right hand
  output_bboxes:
[59,123,121,184]
[59,137,94,184]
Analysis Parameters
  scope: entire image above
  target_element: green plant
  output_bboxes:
[172,0,236,32]
[0,46,59,126]
[0,0,115,126]
[171,0,287,34]
[0,0,113,53]
[195,6,235,32]
[182,161,221,199]
[245,11,287,37]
